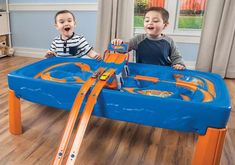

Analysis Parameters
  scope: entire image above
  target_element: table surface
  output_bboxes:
[8,57,231,135]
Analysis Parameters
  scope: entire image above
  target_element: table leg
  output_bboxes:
[192,127,227,165]
[8,89,22,135]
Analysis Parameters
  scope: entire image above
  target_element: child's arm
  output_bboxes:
[45,50,56,58]
[169,39,186,70]
[45,40,57,58]
[87,49,102,60]
[171,51,186,70]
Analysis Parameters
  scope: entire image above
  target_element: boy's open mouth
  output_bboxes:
[64,27,71,32]
[147,27,154,30]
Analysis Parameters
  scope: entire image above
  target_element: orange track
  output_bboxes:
[52,68,105,165]
[53,53,125,165]
[66,69,116,164]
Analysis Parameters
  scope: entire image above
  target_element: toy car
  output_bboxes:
[100,72,110,80]
[91,70,100,78]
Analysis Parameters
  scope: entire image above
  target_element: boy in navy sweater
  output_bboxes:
[112,7,185,70]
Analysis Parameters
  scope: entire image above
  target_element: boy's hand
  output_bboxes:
[172,64,186,70]
[45,51,56,58]
[93,54,102,61]
[88,50,102,61]
[111,39,123,45]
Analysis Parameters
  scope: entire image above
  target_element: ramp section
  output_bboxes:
[53,67,105,165]
[53,52,127,165]
[66,69,116,164]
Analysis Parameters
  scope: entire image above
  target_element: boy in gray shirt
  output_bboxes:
[112,7,185,70]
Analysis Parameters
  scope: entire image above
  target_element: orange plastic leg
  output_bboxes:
[192,127,227,165]
[8,89,22,135]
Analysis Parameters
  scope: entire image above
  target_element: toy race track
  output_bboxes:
[8,44,231,165]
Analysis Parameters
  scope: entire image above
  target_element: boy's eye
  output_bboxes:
[58,19,64,24]
[153,20,159,23]
[144,20,150,23]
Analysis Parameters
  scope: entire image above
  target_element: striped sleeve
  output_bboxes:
[49,38,57,53]
[76,36,92,56]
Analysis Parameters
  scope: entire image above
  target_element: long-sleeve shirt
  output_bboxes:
[50,33,92,57]
[129,33,185,66]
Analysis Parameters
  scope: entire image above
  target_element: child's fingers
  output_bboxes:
[94,54,102,61]
[173,64,185,70]
[45,54,51,58]
[45,51,56,58]
[45,54,55,58]
[112,40,117,45]
[111,39,116,45]
[111,39,123,45]
[117,39,123,45]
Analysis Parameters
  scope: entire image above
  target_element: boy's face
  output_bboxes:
[144,11,167,38]
[55,13,76,39]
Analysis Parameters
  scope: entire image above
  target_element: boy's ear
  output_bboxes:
[164,23,169,29]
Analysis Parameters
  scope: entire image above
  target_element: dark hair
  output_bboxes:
[144,7,169,24]
[54,10,75,23]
